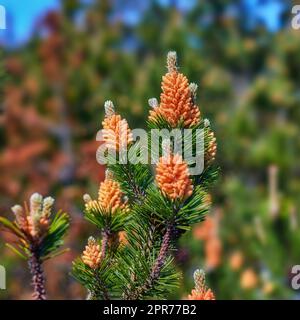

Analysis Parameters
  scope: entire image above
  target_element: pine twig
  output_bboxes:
[124,224,173,300]
[101,229,109,260]
[28,244,46,300]
[93,272,110,301]
[150,224,173,280]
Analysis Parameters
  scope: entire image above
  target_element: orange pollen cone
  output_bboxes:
[102,114,133,151]
[188,269,215,300]
[148,52,200,128]
[156,154,193,200]
[98,178,125,213]
[188,288,215,300]
[82,237,102,269]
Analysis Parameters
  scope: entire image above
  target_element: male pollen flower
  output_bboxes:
[41,197,55,218]
[84,170,126,214]
[102,100,133,151]
[29,193,44,237]
[148,51,200,128]
[82,237,102,269]
[40,196,55,229]
[205,130,217,166]
[156,153,193,200]
[30,193,43,219]
[11,205,28,232]
[188,269,215,300]
[98,173,125,213]
[148,98,160,123]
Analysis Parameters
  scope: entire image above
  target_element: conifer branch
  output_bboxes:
[150,223,173,280]
[94,272,110,300]
[101,229,109,259]
[123,223,174,300]
[74,52,218,300]
[0,193,69,300]
[28,244,46,300]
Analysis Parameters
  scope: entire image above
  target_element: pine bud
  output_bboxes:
[194,269,206,293]
[104,100,115,117]
[98,177,125,213]
[167,51,178,73]
[30,193,43,219]
[148,98,158,109]
[205,131,217,165]
[83,194,99,212]
[189,83,198,104]
[105,169,113,180]
[188,268,215,300]
[156,154,193,200]
[204,118,210,127]
[11,205,28,231]
[42,197,54,219]
[148,98,161,122]
[30,193,43,236]
[83,193,92,203]
[102,113,133,151]
[148,52,200,128]
[82,237,102,269]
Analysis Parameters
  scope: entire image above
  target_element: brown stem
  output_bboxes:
[101,230,109,260]
[150,224,172,280]
[124,224,173,300]
[28,245,46,300]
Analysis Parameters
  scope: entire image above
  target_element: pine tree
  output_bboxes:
[0,193,69,299]
[72,52,218,300]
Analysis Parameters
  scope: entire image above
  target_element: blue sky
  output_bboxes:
[0,0,59,45]
[0,0,286,46]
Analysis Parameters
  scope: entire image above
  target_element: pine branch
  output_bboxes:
[72,257,116,300]
[108,162,152,204]
[150,224,173,280]
[28,244,46,300]
[93,272,110,300]
[0,193,69,300]
[74,52,219,300]
[101,229,109,259]
[123,223,174,300]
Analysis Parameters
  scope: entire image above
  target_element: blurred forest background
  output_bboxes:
[1,0,300,299]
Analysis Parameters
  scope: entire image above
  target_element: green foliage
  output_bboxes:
[108,161,153,203]
[0,210,70,261]
[39,211,70,260]
[84,206,128,233]
[72,257,117,300]
[114,211,180,300]
[72,52,218,300]
[0,217,26,240]
[2,0,299,300]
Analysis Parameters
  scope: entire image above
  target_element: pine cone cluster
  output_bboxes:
[11,192,54,238]
[102,100,133,151]
[148,51,200,128]
[82,237,102,269]
[156,154,193,200]
[84,171,127,213]
[188,269,215,300]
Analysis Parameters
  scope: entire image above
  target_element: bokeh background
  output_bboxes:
[1,0,300,299]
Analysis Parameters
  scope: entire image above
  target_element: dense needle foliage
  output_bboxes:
[72,52,218,300]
